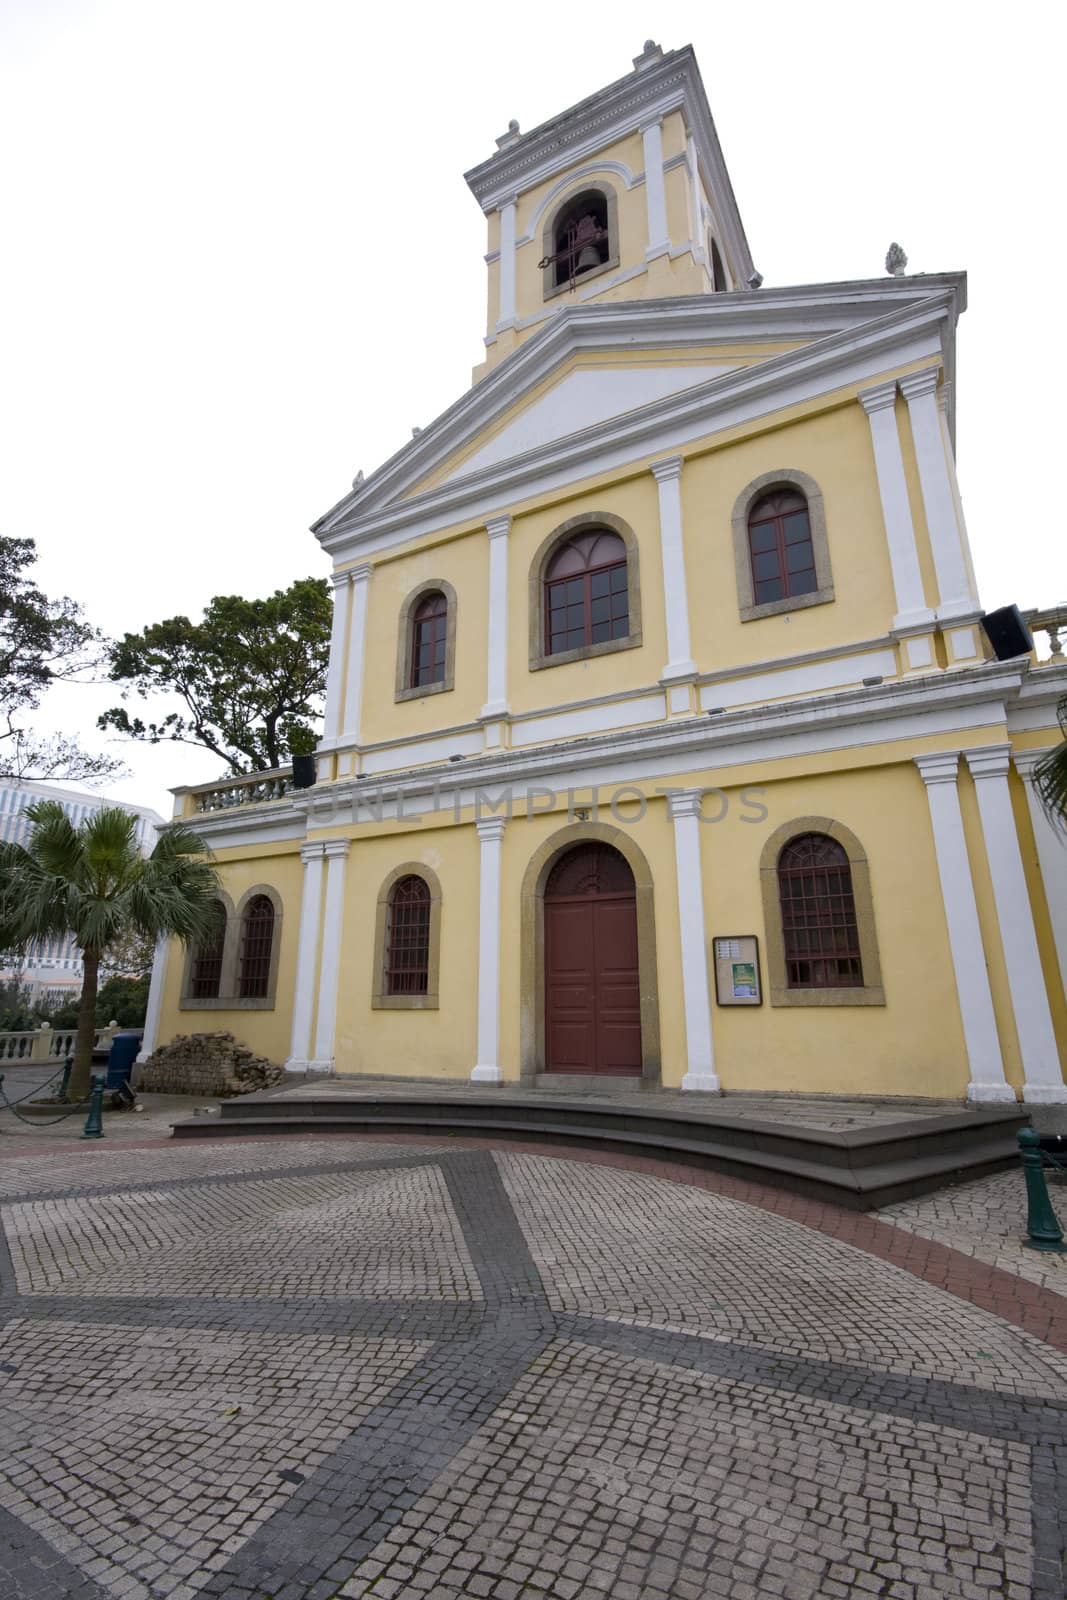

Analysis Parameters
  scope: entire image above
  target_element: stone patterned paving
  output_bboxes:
[877,1171,1067,1301]
[499,1153,1067,1398]
[0,1134,1064,1600]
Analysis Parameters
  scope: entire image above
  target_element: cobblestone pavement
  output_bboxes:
[877,1172,1067,1300]
[1,1136,1065,1599]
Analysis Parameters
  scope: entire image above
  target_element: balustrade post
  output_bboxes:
[30,1023,52,1063]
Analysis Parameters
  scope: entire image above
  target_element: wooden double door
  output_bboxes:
[544,842,642,1075]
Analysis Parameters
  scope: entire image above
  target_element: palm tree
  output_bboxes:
[1035,695,1067,832]
[0,802,221,1100]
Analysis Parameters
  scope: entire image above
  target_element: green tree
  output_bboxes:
[0,802,221,1099]
[94,974,150,1028]
[98,578,331,774]
[1035,696,1067,831]
[0,534,120,783]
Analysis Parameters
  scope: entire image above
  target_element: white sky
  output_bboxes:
[1,0,1062,819]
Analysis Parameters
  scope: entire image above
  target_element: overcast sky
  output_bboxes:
[2,0,1061,820]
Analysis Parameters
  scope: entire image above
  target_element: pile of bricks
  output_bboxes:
[137,1032,284,1097]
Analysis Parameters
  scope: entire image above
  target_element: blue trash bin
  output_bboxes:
[106,1032,142,1090]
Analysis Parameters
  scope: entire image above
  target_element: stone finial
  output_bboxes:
[351,468,364,490]
[633,40,663,70]
[495,118,521,150]
[885,242,908,277]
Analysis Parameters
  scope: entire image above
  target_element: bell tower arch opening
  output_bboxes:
[540,186,616,298]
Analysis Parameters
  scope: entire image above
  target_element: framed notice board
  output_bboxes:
[713,935,762,1006]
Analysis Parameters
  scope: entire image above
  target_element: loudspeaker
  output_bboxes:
[292,754,317,790]
[980,604,1034,661]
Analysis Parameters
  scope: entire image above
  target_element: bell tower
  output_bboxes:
[465,42,759,381]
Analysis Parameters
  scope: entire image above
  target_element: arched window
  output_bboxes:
[777,833,863,989]
[409,590,448,690]
[189,900,227,999]
[747,488,818,608]
[384,875,431,996]
[540,186,617,297]
[544,530,628,657]
[238,894,275,999]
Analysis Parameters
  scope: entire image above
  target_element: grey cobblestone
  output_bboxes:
[0,1137,1063,1598]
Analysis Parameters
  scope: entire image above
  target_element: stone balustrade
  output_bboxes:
[1027,604,1067,663]
[180,767,296,816]
[0,1022,120,1064]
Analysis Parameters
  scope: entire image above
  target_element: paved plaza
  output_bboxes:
[0,1106,1065,1599]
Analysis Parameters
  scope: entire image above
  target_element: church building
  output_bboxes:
[143,41,1067,1105]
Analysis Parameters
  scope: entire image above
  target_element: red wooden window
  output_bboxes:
[190,901,227,999]
[544,530,628,657]
[748,489,817,607]
[410,591,448,689]
[385,875,431,995]
[238,894,275,999]
[777,834,863,989]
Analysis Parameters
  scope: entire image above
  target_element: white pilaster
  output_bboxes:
[859,382,933,631]
[471,816,506,1084]
[899,368,975,620]
[496,198,517,331]
[310,839,350,1074]
[651,456,697,685]
[964,745,1067,1103]
[667,790,719,1092]
[914,754,1012,1102]
[686,134,704,261]
[341,564,372,744]
[285,843,326,1072]
[321,571,351,744]
[641,119,670,260]
[481,515,511,720]
[1014,748,1067,1005]
[136,938,169,1064]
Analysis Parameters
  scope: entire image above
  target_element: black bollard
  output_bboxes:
[81,1074,106,1141]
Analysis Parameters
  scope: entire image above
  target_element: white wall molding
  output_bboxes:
[1013,747,1067,1009]
[913,753,1012,1102]
[136,938,169,1065]
[963,745,1067,1102]
[899,366,974,620]
[340,564,372,745]
[471,816,507,1083]
[666,789,719,1092]
[641,118,670,259]
[322,571,351,743]
[651,454,697,684]
[285,844,327,1072]
[859,381,933,630]
[495,199,518,332]
[481,515,512,720]
[308,839,350,1074]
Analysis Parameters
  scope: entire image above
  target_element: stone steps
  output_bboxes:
[169,1094,1028,1210]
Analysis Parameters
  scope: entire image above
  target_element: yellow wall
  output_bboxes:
[155,846,301,1063]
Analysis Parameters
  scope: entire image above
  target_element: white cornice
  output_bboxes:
[314,290,958,562]
[462,46,754,290]
[314,276,964,550]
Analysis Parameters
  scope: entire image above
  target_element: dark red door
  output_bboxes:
[544,843,641,1075]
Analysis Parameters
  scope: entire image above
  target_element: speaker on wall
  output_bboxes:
[980,604,1034,661]
[291,754,317,790]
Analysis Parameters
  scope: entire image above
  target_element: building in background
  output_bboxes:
[144,41,1067,1104]
[0,780,164,990]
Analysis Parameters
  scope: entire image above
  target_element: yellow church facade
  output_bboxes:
[143,42,1067,1105]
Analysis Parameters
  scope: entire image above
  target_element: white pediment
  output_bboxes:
[442,363,737,483]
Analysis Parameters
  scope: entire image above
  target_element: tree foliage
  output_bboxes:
[1034,695,1067,831]
[0,802,221,1098]
[0,535,119,783]
[98,578,332,774]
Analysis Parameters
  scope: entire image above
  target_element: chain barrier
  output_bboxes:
[0,1061,88,1126]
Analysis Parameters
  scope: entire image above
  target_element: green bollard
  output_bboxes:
[60,1057,73,1102]
[80,1074,106,1141]
[1018,1128,1066,1252]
